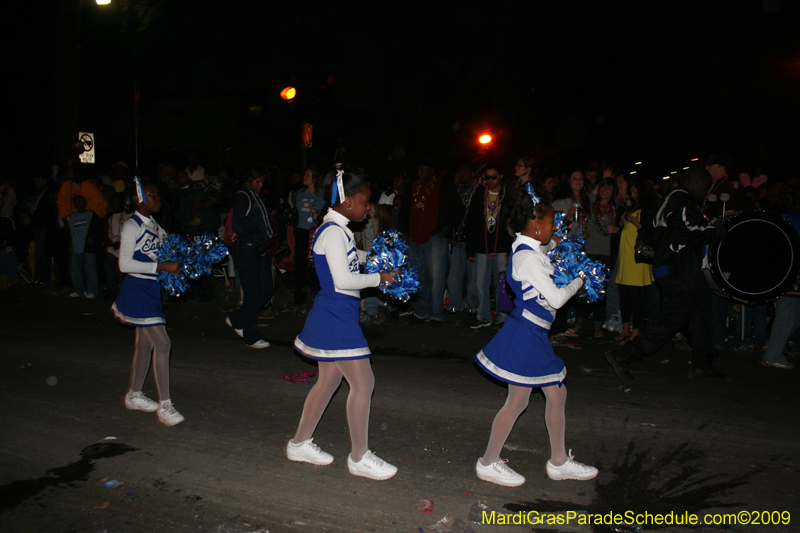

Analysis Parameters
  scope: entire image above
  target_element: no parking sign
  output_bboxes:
[78,132,95,163]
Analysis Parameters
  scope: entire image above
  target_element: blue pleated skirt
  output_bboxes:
[475,311,566,387]
[111,275,165,327]
[294,293,371,361]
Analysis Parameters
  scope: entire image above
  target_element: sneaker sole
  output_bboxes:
[158,416,184,427]
[348,468,397,480]
[547,470,598,481]
[124,398,158,413]
[286,445,333,466]
[476,471,525,487]
[125,403,158,413]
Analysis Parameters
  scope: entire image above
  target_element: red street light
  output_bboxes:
[280,87,297,101]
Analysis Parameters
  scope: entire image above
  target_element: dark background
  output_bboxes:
[8,0,800,183]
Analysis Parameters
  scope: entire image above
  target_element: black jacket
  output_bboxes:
[231,189,274,251]
[464,186,513,257]
[654,186,718,281]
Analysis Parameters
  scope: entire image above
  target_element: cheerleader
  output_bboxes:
[287,171,398,480]
[112,178,184,426]
[474,187,598,486]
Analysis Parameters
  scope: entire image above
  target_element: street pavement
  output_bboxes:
[1,281,798,533]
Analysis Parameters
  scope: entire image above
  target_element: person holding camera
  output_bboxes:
[225,165,276,349]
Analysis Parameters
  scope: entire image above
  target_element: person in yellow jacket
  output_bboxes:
[615,178,657,344]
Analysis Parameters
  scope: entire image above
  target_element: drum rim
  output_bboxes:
[707,211,800,303]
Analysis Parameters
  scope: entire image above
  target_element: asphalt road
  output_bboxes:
[1,282,798,533]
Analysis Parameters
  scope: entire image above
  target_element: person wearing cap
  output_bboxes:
[399,157,459,325]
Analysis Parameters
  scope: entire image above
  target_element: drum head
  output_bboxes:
[708,211,800,304]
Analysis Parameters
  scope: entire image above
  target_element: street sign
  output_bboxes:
[302,122,313,148]
[78,132,95,163]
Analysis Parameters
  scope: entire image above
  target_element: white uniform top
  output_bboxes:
[511,234,582,329]
[119,213,167,280]
[313,209,380,298]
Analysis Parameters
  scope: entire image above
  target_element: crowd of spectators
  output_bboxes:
[2,150,799,370]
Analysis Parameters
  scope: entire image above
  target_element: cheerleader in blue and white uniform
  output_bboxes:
[287,171,398,481]
[474,187,598,487]
[112,178,184,426]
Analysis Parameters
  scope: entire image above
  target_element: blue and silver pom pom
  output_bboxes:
[156,233,229,296]
[364,230,420,302]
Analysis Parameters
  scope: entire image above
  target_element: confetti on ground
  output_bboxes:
[280,371,319,384]
[94,502,110,509]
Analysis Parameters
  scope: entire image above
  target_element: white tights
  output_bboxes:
[292,359,374,462]
[480,383,568,467]
[129,326,172,402]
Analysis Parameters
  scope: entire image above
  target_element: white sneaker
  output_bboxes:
[124,391,158,412]
[286,438,334,465]
[476,458,526,487]
[85,293,97,299]
[347,450,397,480]
[69,292,83,298]
[546,450,598,480]
[246,339,270,348]
[157,401,185,426]
[225,317,243,337]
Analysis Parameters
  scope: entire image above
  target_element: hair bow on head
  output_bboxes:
[134,175,146,204]
[525,182,541,206]
[331,170,345,205]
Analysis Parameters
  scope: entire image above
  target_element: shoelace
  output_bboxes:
[306,441,324,454]
[494,459,514,474]
[564,450,590,471]
[363,451,384,468]
[161,403,177,415]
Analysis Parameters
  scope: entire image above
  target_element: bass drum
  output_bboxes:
[706,211,800,305]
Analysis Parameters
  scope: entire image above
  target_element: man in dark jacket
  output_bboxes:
[464,164,512,328]
[399,158,458,325]
[606,165,724,379]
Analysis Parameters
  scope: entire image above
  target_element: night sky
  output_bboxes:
[9,0,800,181]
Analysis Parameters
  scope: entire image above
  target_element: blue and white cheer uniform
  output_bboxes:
[476,234,583,387]
[294,209,381,360]
[112,213,168,327]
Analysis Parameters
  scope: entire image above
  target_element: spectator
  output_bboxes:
[614,177,656,344]
[173,169,220,301]
[67,195,103,299]
[378,173,405,208]
[399,157,457,326]
[225,165,276,348]
[294,166,325,304]
[447,164,479,315]
[57,164,108,219]
[185,151,205,182]
[551,169,591,339]
[465,164,512,328]
[582,177,620,338]
[513,157,535,187]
